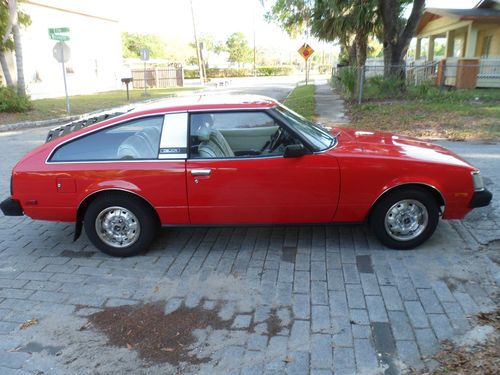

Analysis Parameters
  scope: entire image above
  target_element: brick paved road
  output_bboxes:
[0,121,498,374]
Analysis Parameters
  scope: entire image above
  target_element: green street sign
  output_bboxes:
[49,34,70,41]
[48,27,70,41]
[49,27,69,34]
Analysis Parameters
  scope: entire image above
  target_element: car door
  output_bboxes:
[186,110,340,224]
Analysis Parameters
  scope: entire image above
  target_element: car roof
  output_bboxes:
[128,94,278,116]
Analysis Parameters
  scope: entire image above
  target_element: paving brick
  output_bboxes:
[432,280,456,303]
[286,351,310,375]
[0,322,17,334]
[232,315,253,329]
[404,301,429,328]
[428,314,454,341]
[42,264,78,273]
[29,290,69,303]
[0,288,33,299]
[353,338,378,371]
[333,347,355,370]
[366,295,388,322]
[277,262,294,284]
[16,272,53,281]
[396,277,418,301]
[346,284,366,309]
[311,261,327,281]
[417,289,444,314]
[380,285,404,311]
[414,328,439,357]
[23,280,61,291]
[351,324,371,339]
[396,340,423,370]
[289,320,310,351]
[247,333,268,351]
[442,302,471,334]
[329,290,348,317]
[311,334,333,369]
[105,298,139,307]
[293,270,310,294]
[332,317,353,347]
[388,311,415,340]
[312,305,331,333]
[326,270,344,291]
[349,309,369,325]
[311,281,328,305]
[342,264,360,284]
[293,293,310,320]
[326,252,341,269]
[49,273,87,283]
[360,273,380,296]
[453,292,480,315]
[66,294,107,307]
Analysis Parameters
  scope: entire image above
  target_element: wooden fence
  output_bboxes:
[131,67,184,88]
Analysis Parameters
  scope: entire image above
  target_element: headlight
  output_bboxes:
[471,171,484,191]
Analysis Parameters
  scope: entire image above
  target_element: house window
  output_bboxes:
[481,35,492,57]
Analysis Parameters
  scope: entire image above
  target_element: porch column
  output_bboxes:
[446,30,454,57]
[465,24,478,58]
[428,36,435,61]
[416,38,422,60]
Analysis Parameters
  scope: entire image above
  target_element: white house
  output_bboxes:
[2,0,123,99]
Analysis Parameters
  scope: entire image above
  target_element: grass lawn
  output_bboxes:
[283,84,315,120]
[0,87,199,126]
[348,88,500,141]
[350,99,500,141]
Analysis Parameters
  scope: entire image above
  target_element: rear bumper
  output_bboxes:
[469,189,493,208]
[0,198,23,216]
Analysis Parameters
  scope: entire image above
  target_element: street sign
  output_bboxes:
[53,42,71,63]
[298,43,314,60]
[49,27,70,34]
[140,48,150,61]
[48,27,70,42]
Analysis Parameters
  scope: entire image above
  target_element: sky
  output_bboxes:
[47,0,483,54]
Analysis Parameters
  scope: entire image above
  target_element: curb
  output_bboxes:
[0,89,207,133]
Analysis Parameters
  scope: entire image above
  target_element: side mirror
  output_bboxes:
[283,144,307,158]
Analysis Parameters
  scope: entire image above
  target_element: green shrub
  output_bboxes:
[0,86,32,112]
[366,75,404,98]
[335,67,357,97]
[256,66,293,76]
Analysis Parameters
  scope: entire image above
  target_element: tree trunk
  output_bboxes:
[0,50,14,86]
[348,43,357,66]
[12,24,25,96]
[355,32,368,67]
[378,0,425,78]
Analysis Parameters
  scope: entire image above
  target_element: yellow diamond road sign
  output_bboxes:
[298,43,314,60]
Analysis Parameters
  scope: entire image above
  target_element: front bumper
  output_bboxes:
[469,189,493,208]
[0,198,23,216]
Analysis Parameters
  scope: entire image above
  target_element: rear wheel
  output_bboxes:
[370,188,439,250]
[84,194,157,257]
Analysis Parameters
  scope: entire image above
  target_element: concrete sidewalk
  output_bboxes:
[314,81,350,126]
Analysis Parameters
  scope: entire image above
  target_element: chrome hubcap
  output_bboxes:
[384,199,428,241]
[95,206,140,248]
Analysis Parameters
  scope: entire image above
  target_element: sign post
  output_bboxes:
[298,43,314,85]
[49,27,71,114]
[140,47,150,97]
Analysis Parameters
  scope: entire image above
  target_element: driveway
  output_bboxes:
[0,90,498,374]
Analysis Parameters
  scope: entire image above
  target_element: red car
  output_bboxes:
[1,95,492,256]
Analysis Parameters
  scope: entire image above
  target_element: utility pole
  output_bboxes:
[189,0,204,85]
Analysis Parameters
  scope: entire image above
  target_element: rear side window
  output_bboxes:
[50,116,163,162]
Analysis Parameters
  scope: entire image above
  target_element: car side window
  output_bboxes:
[190,112,300,159]
[50,116,163,162]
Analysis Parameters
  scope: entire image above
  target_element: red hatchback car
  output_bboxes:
[1,95,492,256]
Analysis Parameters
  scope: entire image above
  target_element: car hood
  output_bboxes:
[331,127,474,169]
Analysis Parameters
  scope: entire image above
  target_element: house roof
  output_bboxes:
[417,3,500,34]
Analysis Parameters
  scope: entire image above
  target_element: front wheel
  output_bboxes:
[370,189,439,250]
[84,194,158,257]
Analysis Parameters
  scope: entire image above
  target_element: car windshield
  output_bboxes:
[276,105,336,151]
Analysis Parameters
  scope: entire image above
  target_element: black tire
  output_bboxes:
[370,188,439,250]
[83,193,158,257]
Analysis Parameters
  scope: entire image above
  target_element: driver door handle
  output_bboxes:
[191,169,212,176]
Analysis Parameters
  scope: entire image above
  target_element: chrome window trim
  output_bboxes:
[45,112,185,164]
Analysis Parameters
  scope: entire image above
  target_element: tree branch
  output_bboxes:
[400,0,425,46]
